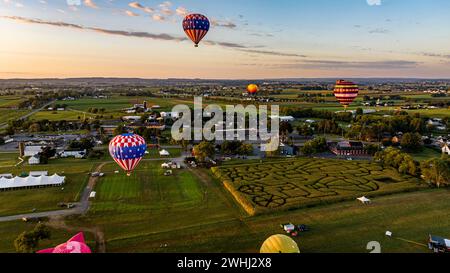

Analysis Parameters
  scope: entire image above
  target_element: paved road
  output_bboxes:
[0,163,105,223]
[0,100,56,129]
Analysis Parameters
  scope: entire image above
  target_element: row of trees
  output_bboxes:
[374,147,450,187]
[301,137,328,156]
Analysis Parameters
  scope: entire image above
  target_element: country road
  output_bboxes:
[0,100,56,129]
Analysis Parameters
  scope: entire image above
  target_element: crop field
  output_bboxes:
[91,161,204,213]
[212,158,424,215]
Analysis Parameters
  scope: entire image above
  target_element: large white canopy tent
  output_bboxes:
[0,174,65,190]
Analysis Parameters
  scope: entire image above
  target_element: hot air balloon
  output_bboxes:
[333,79,359,110]
[182,13,210,47]
[37,232,91,254]
[260,234,300,253]
[247,84,259,95]
[109,133,147,176]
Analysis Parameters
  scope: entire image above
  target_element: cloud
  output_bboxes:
[125,10,139,17]
[128,2,144,9]
[0,15,307,59]
[368,28,389,34]
[367,0,382,6]
[83,0,97,9]
[175,7,188,17]
[276,60,419,70]
[128,1,153,13]
[419,52,450,59]
[152,14,165,21]
[211,20,237,29]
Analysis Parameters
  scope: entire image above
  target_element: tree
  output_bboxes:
[113,124,127,136]
[237,143,254,156]
[356,108,363,116]
[193,141,215,162]
[29,123,41,133]
[400,132,422,152]
[14,223,51,253]
[301,137,327,156]
[421,156,450,188]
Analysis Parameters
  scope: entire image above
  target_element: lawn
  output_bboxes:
[0,152,20,166]
[212,158,425,215]
[91,161,204,213]
[0,158,99,217]
[411,147,442,162]
[82,189,450,253]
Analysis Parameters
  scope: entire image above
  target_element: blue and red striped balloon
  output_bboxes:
[109,133,147,176]
[183,13,210,47]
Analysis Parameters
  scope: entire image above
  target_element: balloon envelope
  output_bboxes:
[183,14,210,47]
[109,133,147,175]
[37,232,91,254]
[247,84,259,95]
[260,234,300,253]
[333,79,359,108]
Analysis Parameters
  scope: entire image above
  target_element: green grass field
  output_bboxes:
[212,158,424,215]
[411,147,443,162]
[91,161,204,213]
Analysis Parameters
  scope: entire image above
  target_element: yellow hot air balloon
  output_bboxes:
[260,234,300,253]
[247,84,259,95]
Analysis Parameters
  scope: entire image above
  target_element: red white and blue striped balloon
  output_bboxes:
[109,133,147,176]
[183,13,210,47]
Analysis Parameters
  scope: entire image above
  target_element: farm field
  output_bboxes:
[212,158,424,215]
[0,158,100,217]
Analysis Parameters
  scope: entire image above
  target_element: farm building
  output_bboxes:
[329,141,366,156]
[28,155,41,165]
[23,145,45,157]
[122,116,142,122]
[0,174,65,191]
[100,125,118,136]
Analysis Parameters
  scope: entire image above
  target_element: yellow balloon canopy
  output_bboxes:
[260,234,300,253]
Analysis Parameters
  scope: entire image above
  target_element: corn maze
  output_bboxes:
[212,158,423,215]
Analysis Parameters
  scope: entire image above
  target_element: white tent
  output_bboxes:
[159,149,170,156]
[0,174,65,190]
[357,196,371,204]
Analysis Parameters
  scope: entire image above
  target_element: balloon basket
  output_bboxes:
[194,44,199,48]
[126,173,131,177]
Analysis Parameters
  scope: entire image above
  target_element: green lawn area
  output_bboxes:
[84,189,450,253]
[0,158,100,217]
[0,109,29,124]
[91,161,204,213]
[30,109,96,121]
[0,152,19,166]
[212,158,424,215]
[411,147,443,162]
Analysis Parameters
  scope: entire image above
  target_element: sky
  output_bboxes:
[1,0,450,79]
